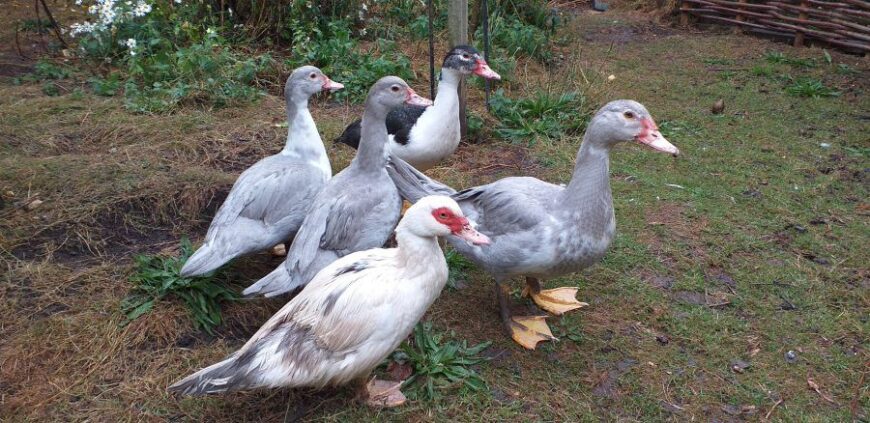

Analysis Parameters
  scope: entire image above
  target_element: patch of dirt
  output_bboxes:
[582,22,677,45]
[638,202,709,269]
[450,143,538,178]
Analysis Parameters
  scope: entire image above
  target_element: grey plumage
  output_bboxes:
[243,76,424,297]
[180,66,336,277]
[387,100,677,281]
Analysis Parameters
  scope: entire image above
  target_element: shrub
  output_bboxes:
[288,20,413,103]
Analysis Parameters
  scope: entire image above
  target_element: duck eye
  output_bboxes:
[390,85,401,92]
[623,111,635,119]
[439,212,448,219]
[462,54,471,60]
[309,73,317,79]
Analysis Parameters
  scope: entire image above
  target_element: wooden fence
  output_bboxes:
[679,0,870,53]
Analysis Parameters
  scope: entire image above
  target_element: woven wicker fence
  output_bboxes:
[679,0,870,53]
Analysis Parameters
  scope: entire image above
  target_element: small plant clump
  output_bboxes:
[393,322,491,400]
[122,238,238,334]
[784,77,840,98]
[445,247,474,289]
[489,88,591,142]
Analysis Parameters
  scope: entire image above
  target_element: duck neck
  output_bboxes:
[395,227,446,282]
[353,106,390,171]
[281,93,327,164]
[430,69,462,115]
[437,69,463,93]
[564,125,613,217]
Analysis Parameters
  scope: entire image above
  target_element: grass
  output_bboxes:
[784,77,841,98]
[1,7,868,422]
[122,238,238,335]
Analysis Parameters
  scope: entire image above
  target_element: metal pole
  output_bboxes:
[428,0,436,99]
[448,0,468,137]
[482,0,490,112]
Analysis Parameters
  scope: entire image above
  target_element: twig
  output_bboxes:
[38,0,69,49]
[15,23,32,59]
[764,398,783,421]
[851,364,867,420]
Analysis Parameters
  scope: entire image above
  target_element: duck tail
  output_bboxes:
[242,264,298,298]
[168,356,246,396]
[386,155,456,203]
[333,120,361,149]
[180,244,231,277]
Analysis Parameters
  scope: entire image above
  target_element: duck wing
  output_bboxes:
[335,105,429,149]
[181,156,326,277]
[170,250,403,395]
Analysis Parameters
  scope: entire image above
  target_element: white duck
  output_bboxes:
[387,100,680,349]
[167,195,490,407]
[180,66,343,277]
[334,45,501,170]
[242,76,433,297]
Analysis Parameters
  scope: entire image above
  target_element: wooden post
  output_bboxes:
[794,0,808,47]
[734,0,747,34]
[679,0,690,27]
[448,0,468,138]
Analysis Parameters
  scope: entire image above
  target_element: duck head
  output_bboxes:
[585,100,679,156]
[443,45,501,80]
[285,65,344,101]
[366,76,433,116]
[401,196,490,245]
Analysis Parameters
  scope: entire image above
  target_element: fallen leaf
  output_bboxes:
[730,359,750,373]
[26,199,43,210]
[385,361,412,381]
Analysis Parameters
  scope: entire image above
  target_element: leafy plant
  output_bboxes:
[750,65,775,77]
[445,247,474,289]
[489,89,591,142]
[784,77,840,98]
[288,20,413,103]
[31,60,71,81]
[765,51,816,68]
[480,12,552,62]
[90,73,122,96]
[121,238,237,334]
[393,323,491,400]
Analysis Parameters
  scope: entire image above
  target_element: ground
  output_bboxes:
[1,2,868,422]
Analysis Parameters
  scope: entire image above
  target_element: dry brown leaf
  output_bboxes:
[807,376,838,405]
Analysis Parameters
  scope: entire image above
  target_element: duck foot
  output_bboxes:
[523,278,588,315]
[363,379,407,408]
[510,316,557,350]
[400,200,412,216]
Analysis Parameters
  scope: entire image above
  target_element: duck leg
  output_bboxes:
[359,377,407,408]
[522,277,588,315]
[494,278,556,350]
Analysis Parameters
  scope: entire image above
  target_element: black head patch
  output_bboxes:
[442,45,482,74]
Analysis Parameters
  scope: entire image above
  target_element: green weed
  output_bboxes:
[784,77,840,98]
[489,89,591,142]
[765,51,816,68]
[393,322,491,400]
[480,12,552,62]
[445,247,474,290]
[121,238,238,334]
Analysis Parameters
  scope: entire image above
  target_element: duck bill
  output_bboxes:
[635,118,679,156]
[321,77,344,92]
[454,220,491,246]
[473,60,501,80]
[405,88,433,107]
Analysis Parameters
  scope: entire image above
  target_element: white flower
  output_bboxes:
[125,38,136,49]
[359,28,367,36]
[132,1,152,17]
[206,27,216,36]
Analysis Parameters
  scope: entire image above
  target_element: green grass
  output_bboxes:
[122,238,238,335]
[784,77,841,98]
[1,7,867,422]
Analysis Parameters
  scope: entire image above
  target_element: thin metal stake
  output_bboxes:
[482,0,490,111]
[428,0,436,99]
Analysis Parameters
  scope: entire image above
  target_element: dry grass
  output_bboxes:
[2,4,868,422]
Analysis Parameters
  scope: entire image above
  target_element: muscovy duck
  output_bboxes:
[180,66,343,277]
[387,100,680,349]
[334,45,501,171]
[242,76,433,297]
[168,195,490,407]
